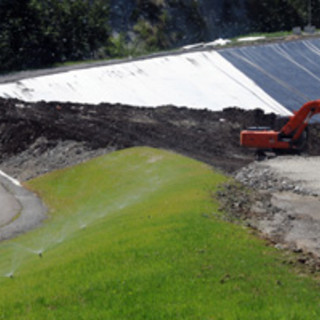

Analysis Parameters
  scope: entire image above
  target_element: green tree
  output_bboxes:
[131,0,172,53]
[0,0,41,71]
[31,0,111,62]
[0,0,111,73]
[246,0,305,32]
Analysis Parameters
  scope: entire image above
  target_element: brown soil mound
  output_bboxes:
[1,97,320,180]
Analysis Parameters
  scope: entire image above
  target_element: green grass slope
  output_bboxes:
[0,147,319,319]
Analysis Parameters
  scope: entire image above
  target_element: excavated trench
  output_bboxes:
[2,97,320,266]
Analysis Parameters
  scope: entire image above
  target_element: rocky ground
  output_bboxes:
[2,97,320,266]
[225,158,320,272]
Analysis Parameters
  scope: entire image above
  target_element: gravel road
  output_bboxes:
[266,156,320,195]
[236,156,320,258]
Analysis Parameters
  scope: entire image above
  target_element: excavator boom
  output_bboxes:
[240,100,320,152]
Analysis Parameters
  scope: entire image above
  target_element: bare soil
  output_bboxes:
[4,97,320,179]
[0,97,289,180]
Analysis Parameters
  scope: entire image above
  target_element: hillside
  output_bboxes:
[1,0,317,72]
[109,0,249,46]
[1,97,320,183]
[1,147,320,319]
[109,0,311,47]
[0,98,284,180]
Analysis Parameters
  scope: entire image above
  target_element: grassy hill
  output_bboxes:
[0,147,319,319]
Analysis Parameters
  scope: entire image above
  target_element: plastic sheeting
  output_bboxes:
[1,38,320,115]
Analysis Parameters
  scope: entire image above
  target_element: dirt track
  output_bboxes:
[2,97,320,261]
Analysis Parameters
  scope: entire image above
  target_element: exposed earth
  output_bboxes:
[2,97,320,268]
[0,97,286,180]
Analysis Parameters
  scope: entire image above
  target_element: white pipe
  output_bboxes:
[0,170,21,187]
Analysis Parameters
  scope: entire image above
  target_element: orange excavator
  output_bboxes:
[240,100,320,157]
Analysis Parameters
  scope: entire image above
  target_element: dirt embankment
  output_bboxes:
[3,97,320,265]
[0,98,292,180]
[1,97,320,180]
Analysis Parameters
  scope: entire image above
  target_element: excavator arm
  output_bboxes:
[240,100,320,152]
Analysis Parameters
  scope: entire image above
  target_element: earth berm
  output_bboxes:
[2,97,320,269]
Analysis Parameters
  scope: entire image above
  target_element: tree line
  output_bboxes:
[246,0,320,32]
[0,0,110,73]
[0,0,319,73]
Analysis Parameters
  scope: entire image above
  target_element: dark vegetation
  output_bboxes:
[0,0,110,72]
[0,0,319,73]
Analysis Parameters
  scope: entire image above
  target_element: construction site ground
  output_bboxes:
[2,98,320,268]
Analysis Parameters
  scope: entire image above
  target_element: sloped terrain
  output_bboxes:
[2,97,320,181]
[2,97,320,260]
[0,97,301,180]
[1,147,320,319]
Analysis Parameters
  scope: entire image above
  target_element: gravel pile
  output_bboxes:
[231,156,320,263]
[235,161,317,196]
[1,137,113,181]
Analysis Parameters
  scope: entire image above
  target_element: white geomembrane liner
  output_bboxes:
[0,51,291,115]
[0,170,21,187]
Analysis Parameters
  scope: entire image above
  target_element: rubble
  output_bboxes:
[235,162,316,196]
[232,157,320,264]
